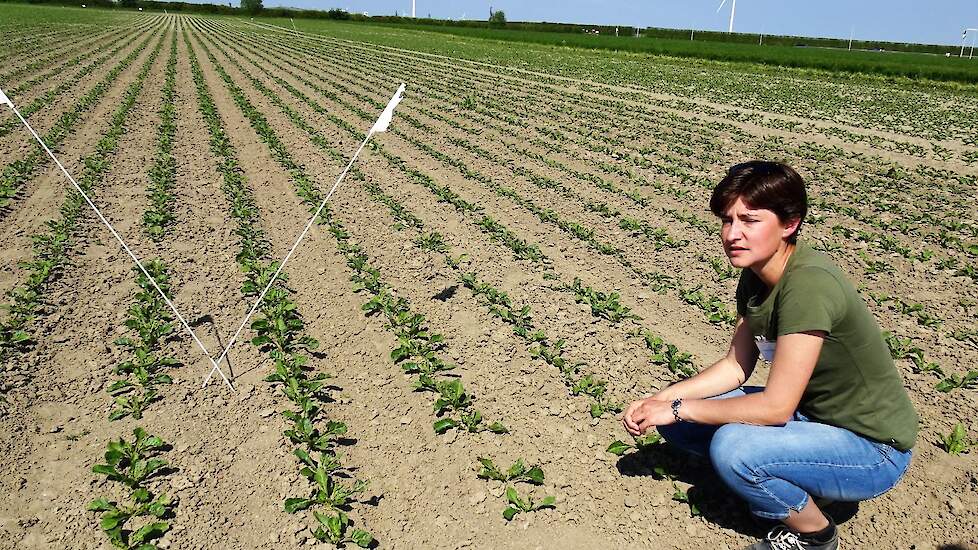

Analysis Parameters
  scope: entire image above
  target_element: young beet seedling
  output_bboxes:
[477,458,554,521]
[88,489,171,550]
[671,481,702,517]
[285,453,368,513]
[940,423,973,455]
[502,486,556,521]
[89,428,173,550]
[607,432,663,456]
[92,427,169,489]
[477,458,545,485]
[311,510,372,548]
[935,370,978,393]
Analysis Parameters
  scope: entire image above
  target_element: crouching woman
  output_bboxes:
[622,161,918,550]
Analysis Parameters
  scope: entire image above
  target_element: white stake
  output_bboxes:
[0,86,234,390]
[202,83,407,387]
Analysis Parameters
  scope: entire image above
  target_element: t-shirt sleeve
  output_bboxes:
[776,267,846,336]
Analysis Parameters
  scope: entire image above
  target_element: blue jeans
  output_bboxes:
[656,386,913,520]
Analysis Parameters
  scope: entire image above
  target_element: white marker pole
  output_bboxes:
[0,86,235,390]
[202,84,407,387]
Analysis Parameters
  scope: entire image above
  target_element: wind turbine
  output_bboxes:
[411,0,415,17]
[717,0,736,33]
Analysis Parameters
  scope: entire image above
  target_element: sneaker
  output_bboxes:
[742,524,839,550]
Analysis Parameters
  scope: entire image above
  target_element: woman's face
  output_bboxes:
[719,196,796,269]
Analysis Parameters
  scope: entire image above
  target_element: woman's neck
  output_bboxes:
[752,242,796,289]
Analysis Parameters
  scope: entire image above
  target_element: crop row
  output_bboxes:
[143,33,179,240]
[186,31,374,545]
[86,23,182,549]
[92,260,180,548]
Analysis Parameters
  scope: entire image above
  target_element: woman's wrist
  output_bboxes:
[653,382,683,402]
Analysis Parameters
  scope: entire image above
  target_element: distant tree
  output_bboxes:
[119,0,138,8]
[240,0,262,14]
[489,9,506,27]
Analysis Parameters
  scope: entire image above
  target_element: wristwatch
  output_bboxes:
[671,398,684,423]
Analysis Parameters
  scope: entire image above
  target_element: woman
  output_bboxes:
[622,161,918,550]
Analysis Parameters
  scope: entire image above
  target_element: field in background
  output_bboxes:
[0,5,976,549]
[337,19,978,83]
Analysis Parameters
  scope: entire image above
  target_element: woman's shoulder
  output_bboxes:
[779,243,854,319]
[785,242,849,290]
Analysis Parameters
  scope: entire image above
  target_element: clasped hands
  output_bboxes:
[622,394,677,437]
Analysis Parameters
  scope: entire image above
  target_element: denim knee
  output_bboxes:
[708,423,754,479]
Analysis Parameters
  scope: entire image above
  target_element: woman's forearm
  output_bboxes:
[654,357,746,401]
[680,391,790,426]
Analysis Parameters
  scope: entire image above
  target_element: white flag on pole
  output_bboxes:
[0,87,11,108]
[370,83,406,134]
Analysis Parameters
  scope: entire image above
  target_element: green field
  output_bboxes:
[359,22,978,84]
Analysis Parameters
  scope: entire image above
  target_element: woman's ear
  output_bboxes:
[782,217,801,239]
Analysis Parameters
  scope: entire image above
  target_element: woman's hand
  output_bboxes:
[622,396,676,436]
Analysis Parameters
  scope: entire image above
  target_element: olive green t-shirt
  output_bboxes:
[735,241,919,451]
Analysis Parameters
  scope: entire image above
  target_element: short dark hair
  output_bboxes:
[709,161,808,244]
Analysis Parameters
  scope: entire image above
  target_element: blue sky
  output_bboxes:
[257,0,978,46]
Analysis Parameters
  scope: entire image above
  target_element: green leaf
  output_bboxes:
[284,497,313,513]
[87,498,114,512]
[488,422,509,434]
[433,418,457,434]
[524,466,545,485]
[92,464,119,477]
[131,522,169,544]
[505,486,524,508]
[606,440,633,456]
[534,496,557,510]
[502,506,519,521]
[506,459,526,479]
[351,529,373,548]
[100,510,129,531]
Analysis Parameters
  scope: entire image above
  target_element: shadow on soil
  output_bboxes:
[614,444,860,539]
